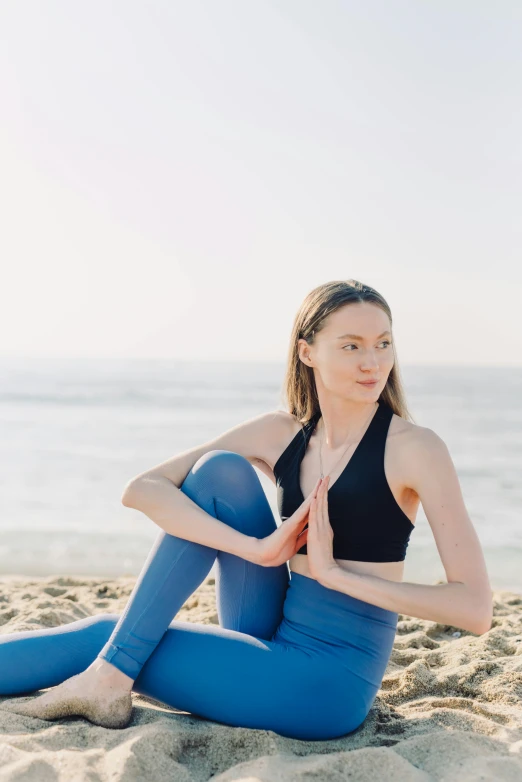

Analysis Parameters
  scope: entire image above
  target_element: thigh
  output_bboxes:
[134,618,362,741]
[181,450,290,640]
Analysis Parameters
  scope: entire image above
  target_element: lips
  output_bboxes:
[358,380,379,385]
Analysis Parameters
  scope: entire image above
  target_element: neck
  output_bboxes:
[316,400,379,451]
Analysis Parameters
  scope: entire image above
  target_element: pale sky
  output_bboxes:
[1,1,521,365]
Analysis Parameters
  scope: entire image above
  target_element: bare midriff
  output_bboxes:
[289,552,406,583]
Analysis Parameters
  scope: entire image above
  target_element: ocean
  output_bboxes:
[1,357,520,592]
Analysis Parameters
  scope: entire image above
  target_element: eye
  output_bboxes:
[342,341,392,351]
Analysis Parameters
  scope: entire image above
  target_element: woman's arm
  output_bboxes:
[121,410,285,562]
[123,475,260,561]
[319,428,493,635]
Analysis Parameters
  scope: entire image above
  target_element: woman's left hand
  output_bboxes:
[300,476,339,583]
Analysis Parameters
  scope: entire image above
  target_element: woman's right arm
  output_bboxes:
[121,411,288,562]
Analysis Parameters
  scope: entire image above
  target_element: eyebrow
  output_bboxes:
[336,330,391,340]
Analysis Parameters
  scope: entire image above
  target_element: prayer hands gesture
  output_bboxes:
[254,476,338,582]
[304,475,338,582]
[254,478,321,568]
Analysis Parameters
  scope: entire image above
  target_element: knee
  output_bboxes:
[92,613,120,627]
[73,613,120,640]
[186,450,257,496]
[179,450,271,537]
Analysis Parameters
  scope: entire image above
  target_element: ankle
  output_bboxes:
[88,657,134,691]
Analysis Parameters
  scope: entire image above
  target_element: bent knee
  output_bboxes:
[193,449,250,473]
[190,450,258,495]
[77,613,120,635]
[181,450,272,537]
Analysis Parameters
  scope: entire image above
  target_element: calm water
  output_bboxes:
[1,358,521,592]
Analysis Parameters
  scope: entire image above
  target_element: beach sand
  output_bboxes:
[0,574,521,781]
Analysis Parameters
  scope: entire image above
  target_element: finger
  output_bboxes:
[309,496,316,523]
[297,525,308,541]
[318,478,327,525]
[301,478,321,508]
[293,481,322,524]
[307,480,322,507]
[300,478,321,510]
[296,529,308,547]
[292,511,310,530]
[316,478,324,510]
[317,490,324,527]
[321,475,329,510]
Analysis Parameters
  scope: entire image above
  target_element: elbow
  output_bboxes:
[121,474,176,511]
[472,621,491,636]
[471,594,494,636]
[121,480,141,508]
[473,611,493,636]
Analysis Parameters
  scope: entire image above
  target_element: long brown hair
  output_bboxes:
[280,279,415,425]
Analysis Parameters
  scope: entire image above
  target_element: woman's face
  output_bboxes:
[299,302,395,400]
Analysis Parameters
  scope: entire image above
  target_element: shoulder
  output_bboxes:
[403,420,448,457]
[253,409,300,468]
[253,409,298,440]
[393,417,452,493]
[244,409,295,448]
[273,409,301,432]
[387,410,451,485]
[248,409,311,482]
[387,407,440,449]
[125,409,300,491]
[386,409,425,454]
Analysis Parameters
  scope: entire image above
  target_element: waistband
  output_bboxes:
[287,571,398,632]
[278,570,398,687]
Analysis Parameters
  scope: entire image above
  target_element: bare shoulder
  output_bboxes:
[247,409,295,463]
[389,412,450,491]
[250,410,300,481]
[388,411,428,443]
[126,408,295,490]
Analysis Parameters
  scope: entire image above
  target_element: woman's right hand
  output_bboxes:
[253,478,322,567]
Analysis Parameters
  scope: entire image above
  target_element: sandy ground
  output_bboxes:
[0,573,521,782]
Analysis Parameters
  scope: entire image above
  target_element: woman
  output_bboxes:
[0,280,493,741]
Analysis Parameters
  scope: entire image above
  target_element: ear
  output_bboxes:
[297,338,313,366]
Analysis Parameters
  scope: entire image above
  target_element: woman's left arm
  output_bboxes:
[318,428,494,635]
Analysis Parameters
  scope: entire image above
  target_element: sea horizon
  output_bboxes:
[1,357,521,593]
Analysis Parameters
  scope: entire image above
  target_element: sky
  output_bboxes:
[1,1,521,366]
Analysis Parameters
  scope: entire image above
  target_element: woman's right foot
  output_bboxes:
[3,658,134,729]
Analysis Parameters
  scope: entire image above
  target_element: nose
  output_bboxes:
[361,353,379,371]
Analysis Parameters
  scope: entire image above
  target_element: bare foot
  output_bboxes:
[3,658,134,729]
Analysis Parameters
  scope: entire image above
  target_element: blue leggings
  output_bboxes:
[0,451,398,741]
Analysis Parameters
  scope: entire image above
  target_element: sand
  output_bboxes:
[0,574,521,782]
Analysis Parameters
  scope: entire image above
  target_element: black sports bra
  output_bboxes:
[273,400,415,563]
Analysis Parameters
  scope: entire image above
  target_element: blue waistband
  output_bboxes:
[288,570,398,627]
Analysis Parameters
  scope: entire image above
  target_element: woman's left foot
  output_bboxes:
[3,659,134,729]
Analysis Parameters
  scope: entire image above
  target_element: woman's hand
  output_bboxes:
[254,478,322,567]
[305,475,338,583]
